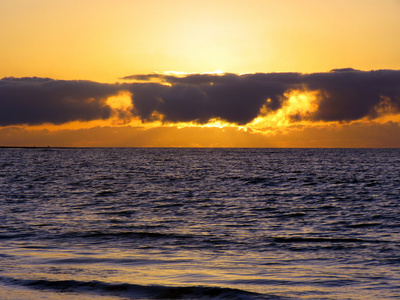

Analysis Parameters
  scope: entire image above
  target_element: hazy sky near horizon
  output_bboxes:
[1,0,400,147]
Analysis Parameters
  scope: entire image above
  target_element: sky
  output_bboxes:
[1,0,400,147]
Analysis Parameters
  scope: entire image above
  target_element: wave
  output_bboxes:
[52,230,235,249]
[232,278,357,287]
[57,230,195,240]
[0,233,33,240]
[0,276,284,299]
[271,236,387,244]
[47,257,192,266]
[346,222,382,228]
[0,230,192,242]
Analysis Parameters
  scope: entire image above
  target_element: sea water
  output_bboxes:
[0,148,399,299]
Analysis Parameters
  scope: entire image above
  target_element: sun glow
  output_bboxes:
[248,90,320,130]
[106,91,133,111]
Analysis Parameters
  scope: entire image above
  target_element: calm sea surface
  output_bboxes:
[0,148,399,299]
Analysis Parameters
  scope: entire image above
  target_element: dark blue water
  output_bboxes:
[0,148,399,299]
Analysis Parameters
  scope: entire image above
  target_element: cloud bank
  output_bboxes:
[1,69,400,126]
[0,77,118,126]
[123,69,400,124]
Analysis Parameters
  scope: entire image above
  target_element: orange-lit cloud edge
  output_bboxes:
[1,71,400,148]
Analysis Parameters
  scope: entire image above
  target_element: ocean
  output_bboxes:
[0,148,399,299]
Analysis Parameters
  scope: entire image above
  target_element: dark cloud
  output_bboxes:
[124,73,302,124]
[0,77,119,126]
[1,70,400,127]
[124,70,400,124]
[304,69,400,121]
[329,68,358,72]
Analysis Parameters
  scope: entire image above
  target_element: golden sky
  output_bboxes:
[1,0,400,147]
